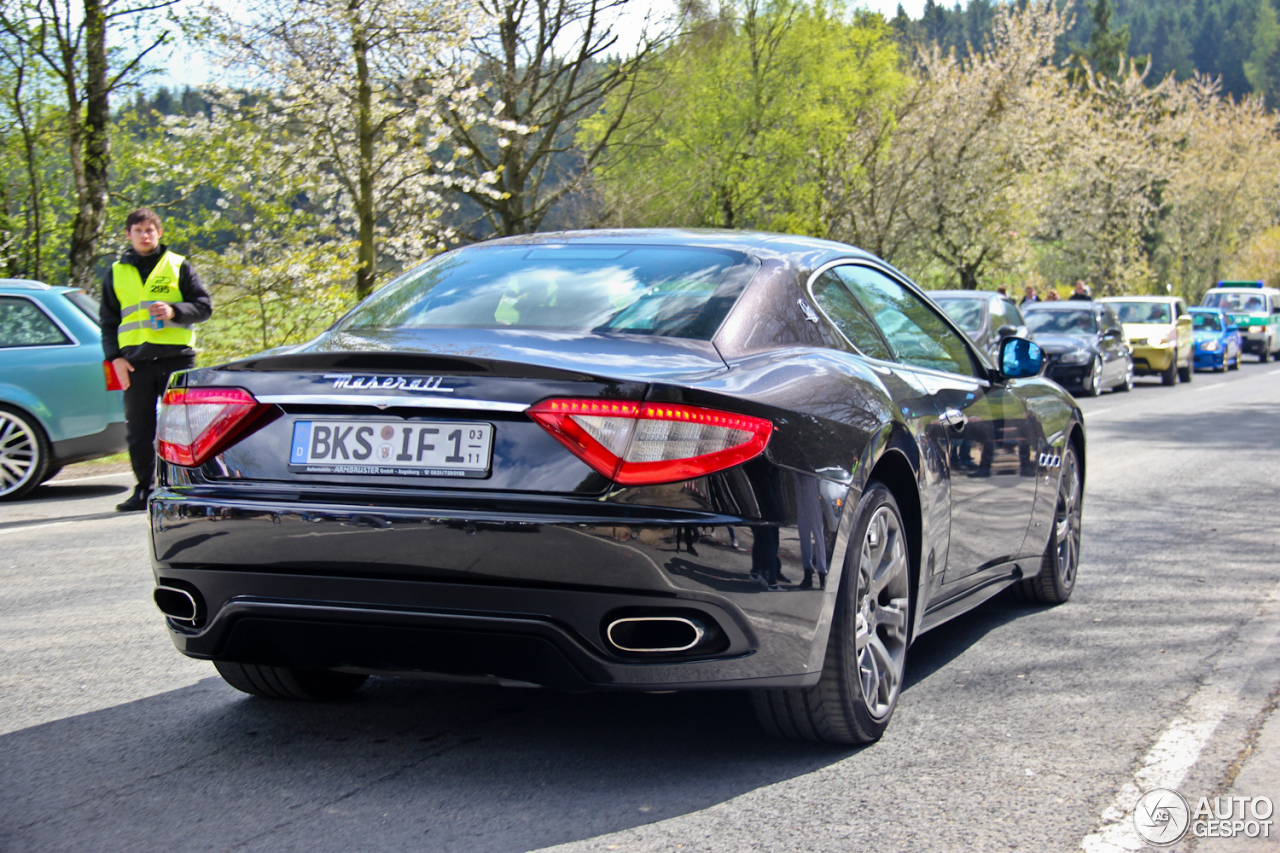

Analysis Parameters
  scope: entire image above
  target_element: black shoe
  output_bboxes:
[799,570,813,590]
[115,489,149,512]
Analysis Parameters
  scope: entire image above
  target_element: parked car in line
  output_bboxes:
[1199,282,1280,362]
[1189,306,1243,372]
[0,279,126,500]
[147,229,1085,746]
[1021,301,1134,396]
[930,289,1030,364]
[1098,296,1194,386]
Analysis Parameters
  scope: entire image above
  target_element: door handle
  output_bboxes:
[941,408,967,430]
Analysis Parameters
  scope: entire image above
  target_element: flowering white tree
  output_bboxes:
[201,0,500,298]
[1154,78,1280,301]
[895,2,1069,289]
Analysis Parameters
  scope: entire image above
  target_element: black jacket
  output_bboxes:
[100,244,213,362]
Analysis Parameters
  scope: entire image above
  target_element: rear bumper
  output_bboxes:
[150,491,843,690]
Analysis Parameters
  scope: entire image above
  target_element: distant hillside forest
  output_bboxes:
[893,0,1280,101]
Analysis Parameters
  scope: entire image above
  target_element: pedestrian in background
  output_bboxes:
[1069,280,1092,300]
[1021,286,1038,305]
[100,208,212,512]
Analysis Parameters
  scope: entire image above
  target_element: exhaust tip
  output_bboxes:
[606,616,705,654]
[154,585,200,623]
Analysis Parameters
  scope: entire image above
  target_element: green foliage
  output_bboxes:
[109,100,358,365]
[582,0,906,235]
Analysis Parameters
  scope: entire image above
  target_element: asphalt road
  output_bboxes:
[2,362,1278,853]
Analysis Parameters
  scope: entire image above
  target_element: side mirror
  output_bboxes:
[1228,324,1240,332]
[996,324,1018,340]
[999,337,1044,379]
[1102,327,1121,338]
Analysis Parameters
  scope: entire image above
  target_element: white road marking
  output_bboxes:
[1079,582,1280,851]
[52,471,134,483]
[1270,367,1280,375]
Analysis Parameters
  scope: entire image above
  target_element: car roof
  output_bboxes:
[930,290,1000,300]
[1097,295,1180,303]
[0,278,54,291]
[454,228,881,268]
[1023,301,1099,309]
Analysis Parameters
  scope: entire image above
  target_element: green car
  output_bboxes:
[0,279,126,499]
[1200,283,1280,362]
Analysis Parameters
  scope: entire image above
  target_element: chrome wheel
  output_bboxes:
[1085,357,1103,396]
[0,408,47,500]
[1052,448,1082,590]
[854,504,910,720]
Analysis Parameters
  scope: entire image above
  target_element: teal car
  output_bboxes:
[0,279,126,499]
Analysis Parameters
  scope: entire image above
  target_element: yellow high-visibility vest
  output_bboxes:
[112,251,194,349]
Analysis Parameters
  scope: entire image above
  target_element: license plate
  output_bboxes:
[288,420,493,478]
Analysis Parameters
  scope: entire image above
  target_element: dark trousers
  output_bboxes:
[123,356,194,492]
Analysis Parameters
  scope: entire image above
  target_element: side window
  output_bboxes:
[835,266,978,377]
[1101,307,1120,332]
[809,270,895,361]
[0,297,70,348]
[994,297,1023,329]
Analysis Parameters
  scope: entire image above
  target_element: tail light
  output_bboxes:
[528,398,772,485]
[103,361,123,392]
[157,387,277,467]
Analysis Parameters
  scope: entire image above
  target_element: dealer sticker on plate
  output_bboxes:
[289,420,493,478]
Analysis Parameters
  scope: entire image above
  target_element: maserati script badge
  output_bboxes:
[324,374,454,392]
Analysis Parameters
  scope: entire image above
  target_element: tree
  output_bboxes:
[583,0,905,236]
[1072,0,1131,81]
[0,0,179,288]
[440,0,673,239]
[898,2,1070,289]
[203,0,497,299]
[110,100,358,363]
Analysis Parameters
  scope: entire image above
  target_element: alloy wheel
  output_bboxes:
[854,505,911,720]
[0,410,41,499]
[1053,449,1082,589]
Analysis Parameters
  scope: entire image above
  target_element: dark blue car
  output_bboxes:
[1190,307,1243,372]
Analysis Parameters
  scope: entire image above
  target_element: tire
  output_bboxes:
[1229,349,1240,370]
[1116,358,1134,392]
[1178,353,1193,383]
[213,660,368,700]
[40,465,63,485]
[752,482,911,745]
[0,406,51,501]
[1161,355,1177,386]
[1084,358,1103,397]
[1019,443,1082,605]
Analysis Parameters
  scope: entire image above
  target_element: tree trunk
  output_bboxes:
[67,0,110,290]
[353,14,376,301]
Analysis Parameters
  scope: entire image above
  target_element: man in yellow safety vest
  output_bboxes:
[100,208,213,511]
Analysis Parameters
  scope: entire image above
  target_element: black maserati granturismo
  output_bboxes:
[149,229,1084,744]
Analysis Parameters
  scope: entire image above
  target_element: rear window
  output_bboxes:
[1109,301,1172,324]
[1202,291,1270,313]
[63,290,101,325]
[1024,308,1097,333]
[338,245,759,340]
[933,297,983,333]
